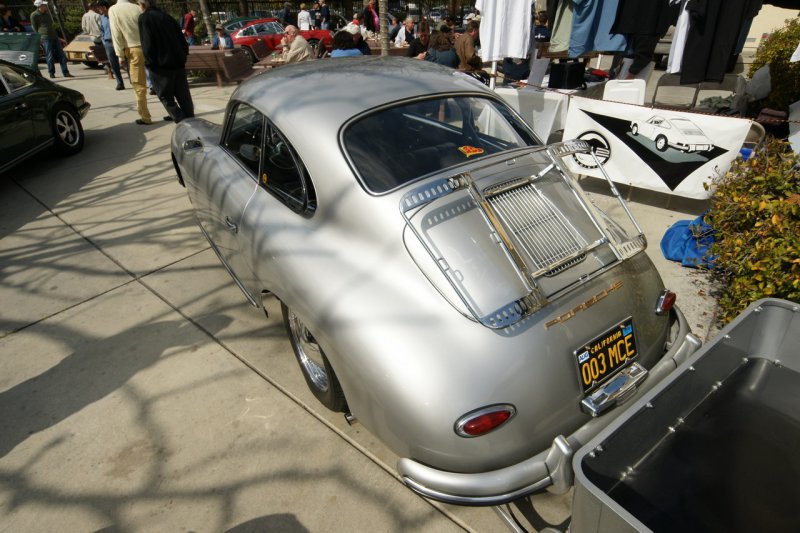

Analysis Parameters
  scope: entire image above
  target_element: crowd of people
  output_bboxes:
[11,2,494,122]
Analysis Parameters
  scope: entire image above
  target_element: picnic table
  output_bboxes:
[90,44,255,87]
[185,46,256,87]
[366,40,411,57]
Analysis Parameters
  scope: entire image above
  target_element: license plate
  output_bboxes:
[575,317,638,394]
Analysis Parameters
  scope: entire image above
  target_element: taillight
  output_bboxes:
[655,289,676,315]
[454,404,516,438]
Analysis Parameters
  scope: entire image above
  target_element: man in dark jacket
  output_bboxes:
[137,0,193,122]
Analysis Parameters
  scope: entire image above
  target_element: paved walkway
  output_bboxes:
[0,65,717,532]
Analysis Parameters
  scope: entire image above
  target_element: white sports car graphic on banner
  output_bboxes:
[630,116,714,153]
[563,96,752,199]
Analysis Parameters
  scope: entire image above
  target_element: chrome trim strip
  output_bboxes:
[196,221,259,308]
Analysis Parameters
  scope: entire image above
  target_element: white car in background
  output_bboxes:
[630,115,714,153]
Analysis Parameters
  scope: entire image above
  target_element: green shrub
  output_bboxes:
[748,17,800,113]
[705,137,800,324]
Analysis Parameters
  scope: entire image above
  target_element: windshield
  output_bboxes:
[343,96,540,193]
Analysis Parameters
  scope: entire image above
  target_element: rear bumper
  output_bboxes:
[396,306,702,506]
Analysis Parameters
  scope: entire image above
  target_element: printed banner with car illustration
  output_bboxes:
[562,96,752,199]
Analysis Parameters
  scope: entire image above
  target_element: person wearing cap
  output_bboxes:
[31,0,74,78]
[97,0,124,90]
[280,25,313,64]
[211,24,233,49]
[109,0,151,124]
[394,17,415,48]
[138,0,193,123]
[344,22,370,55]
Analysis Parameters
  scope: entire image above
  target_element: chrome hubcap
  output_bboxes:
[55,110,79,147]
[288,311,328,392]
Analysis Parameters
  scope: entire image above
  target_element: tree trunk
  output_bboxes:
[198,0,213,44]
[379,0,388,55]
[238,0,249,17]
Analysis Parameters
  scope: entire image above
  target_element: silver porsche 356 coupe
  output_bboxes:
[171,57,701,505]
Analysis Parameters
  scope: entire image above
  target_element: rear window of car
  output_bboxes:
[343,96,540,194]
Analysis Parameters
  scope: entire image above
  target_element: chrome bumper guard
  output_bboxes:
[397,306,702,506]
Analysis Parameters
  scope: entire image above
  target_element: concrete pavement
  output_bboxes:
[0,64,716,532]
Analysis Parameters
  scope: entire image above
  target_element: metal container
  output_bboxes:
[571,298,800,533]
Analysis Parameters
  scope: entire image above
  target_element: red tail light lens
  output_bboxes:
[655,289,676,315]
[455,404,516,438]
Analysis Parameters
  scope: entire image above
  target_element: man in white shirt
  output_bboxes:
[394,17,415,48]
[81,2,102,42]
[110,0,152,124]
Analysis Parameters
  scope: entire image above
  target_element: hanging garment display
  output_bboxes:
[679,0,763,84]
[475,0,532,62]
[569,0,628,57]
[666,0,690,74]
[549,0,574,53]
[612,0,679,77]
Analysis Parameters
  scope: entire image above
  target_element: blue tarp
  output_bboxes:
[660,215,716,268]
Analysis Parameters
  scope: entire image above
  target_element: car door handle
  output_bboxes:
[224,216,238,234]
[15,103,28,111]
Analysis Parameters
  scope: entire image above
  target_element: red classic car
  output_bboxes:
[231,18,333,62]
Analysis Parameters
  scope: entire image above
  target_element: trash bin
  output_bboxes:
[0,32,41,70]
[571,298,800,533]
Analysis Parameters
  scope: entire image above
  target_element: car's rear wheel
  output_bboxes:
[51,104,84,156]
[655,135,668,152]
[281,302,347,412]
[242,46,256,64]
[307,38,321,58]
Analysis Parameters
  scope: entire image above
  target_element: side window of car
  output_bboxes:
[223,102,264,177]
[266,22,282,34]
[241,26,255,37]
[0,64,34,92]
[261,121,316,214]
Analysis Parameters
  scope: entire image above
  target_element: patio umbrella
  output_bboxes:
[475,0,532,88]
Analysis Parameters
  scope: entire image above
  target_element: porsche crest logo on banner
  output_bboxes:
[563,96,752,199]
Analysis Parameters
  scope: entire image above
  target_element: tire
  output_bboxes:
[631,124,639,136]
[51,104,84,156]
[655,135,668,152]
[281,302,347,412]
[82,61,101,68]
[242,46,256,64]
[307,39,321,58]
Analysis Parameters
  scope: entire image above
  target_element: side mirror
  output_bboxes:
[239,143,261,163]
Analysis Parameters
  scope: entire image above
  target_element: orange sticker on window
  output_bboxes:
[459,145,484,157]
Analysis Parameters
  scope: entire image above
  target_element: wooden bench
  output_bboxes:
[185,47,256,87]
[248,40,270,60]
[220,49,258,84]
